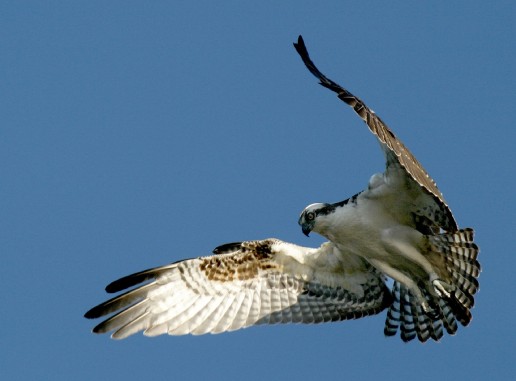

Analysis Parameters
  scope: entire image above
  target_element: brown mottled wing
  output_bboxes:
[85,239,391,339]
[294,36,457,231]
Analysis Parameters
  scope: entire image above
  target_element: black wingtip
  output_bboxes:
[293,35,343,95]
[84,306,101,319]
[104,272,151,293]
[103,268,157,293]
[103,261,182,293]
[293,35,308,58]
[212,242,243,254]
[105,278,130,294]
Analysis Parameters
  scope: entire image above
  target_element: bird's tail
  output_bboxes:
[428,228,480,324]
[384,228,480,342]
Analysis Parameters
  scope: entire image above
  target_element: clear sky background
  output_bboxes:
[2,1,515,380]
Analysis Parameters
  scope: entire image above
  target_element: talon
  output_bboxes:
[432,279,451,298]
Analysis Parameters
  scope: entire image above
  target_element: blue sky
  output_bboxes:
[2,1,515,380]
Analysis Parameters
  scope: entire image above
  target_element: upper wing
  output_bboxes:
[85,239,392,339]
[293,36,457,232]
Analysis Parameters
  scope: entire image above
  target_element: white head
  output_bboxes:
[298,202,333,236]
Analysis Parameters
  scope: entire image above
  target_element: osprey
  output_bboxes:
[85,36,480,343]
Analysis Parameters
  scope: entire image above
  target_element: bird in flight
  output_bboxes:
[85,36,480,343]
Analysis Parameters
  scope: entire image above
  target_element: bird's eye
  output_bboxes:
[306,211,316,221]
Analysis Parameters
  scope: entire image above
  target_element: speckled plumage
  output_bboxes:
[85,240,391,339]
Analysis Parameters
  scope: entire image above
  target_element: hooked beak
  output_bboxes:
[302,225,311,237]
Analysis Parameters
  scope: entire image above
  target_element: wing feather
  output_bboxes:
[85,239,391,339]
[293,35,457,231]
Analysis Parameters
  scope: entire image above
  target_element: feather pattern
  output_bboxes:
[85,239,391,339]
[294,36,480,342]
[294,35,457,232]
[383,229,480,341]
[85,35,480,344]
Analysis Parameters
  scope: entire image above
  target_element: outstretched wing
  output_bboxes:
[293,36,457,232]
[85,239,392,339]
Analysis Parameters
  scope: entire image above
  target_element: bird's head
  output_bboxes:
[298,203,332,237]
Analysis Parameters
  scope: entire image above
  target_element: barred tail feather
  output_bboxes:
[438,298,458,335]
[384,228,480,342]
[414,289,445,342]
[409,291,436,342]
[429,228,480,326]
[384,282,401,337]
[399,286,416,342]
[385,282,445,342]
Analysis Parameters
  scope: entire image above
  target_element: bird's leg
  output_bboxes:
[366,258,429,311]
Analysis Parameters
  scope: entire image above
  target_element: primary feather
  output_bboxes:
[85,36,480,343]
[85,240,391,339]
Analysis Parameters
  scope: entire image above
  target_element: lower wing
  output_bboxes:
[85,239,391,339]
